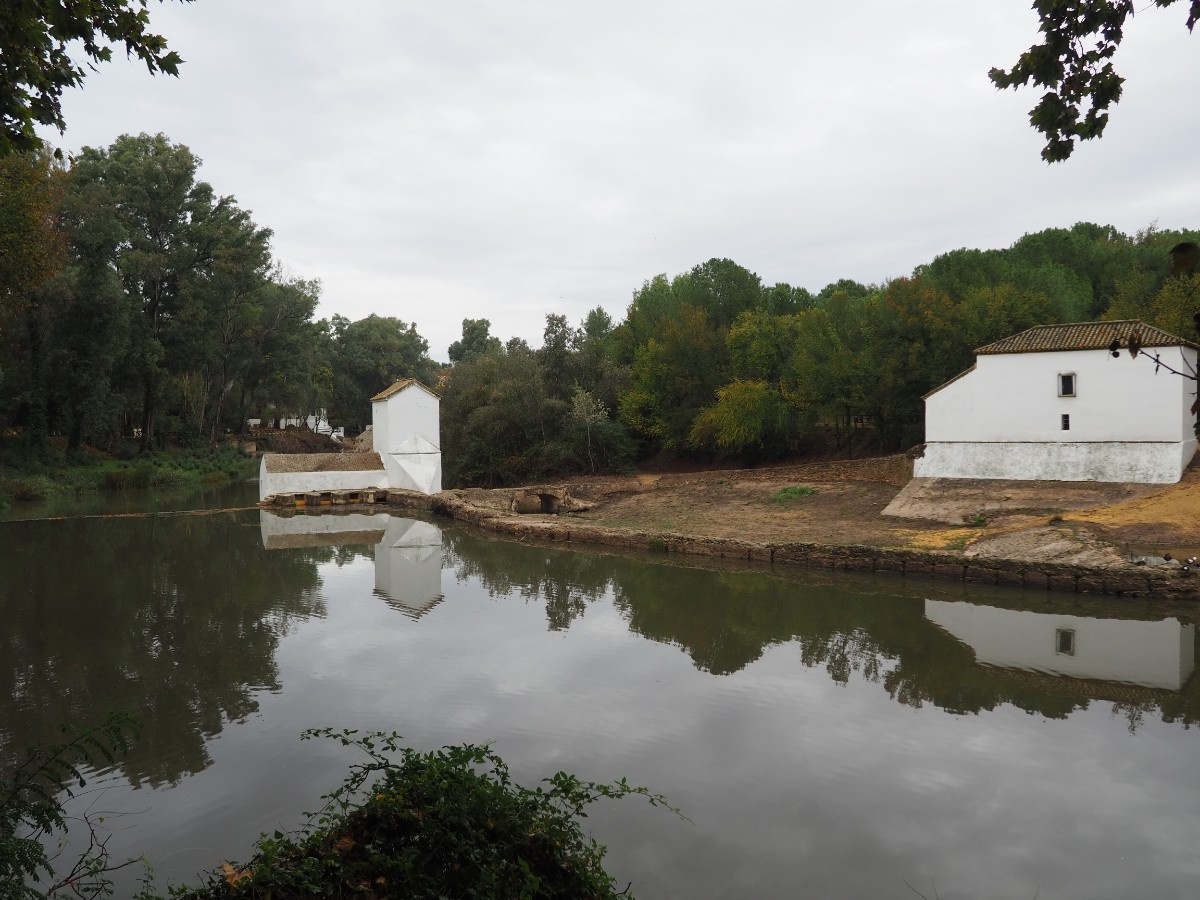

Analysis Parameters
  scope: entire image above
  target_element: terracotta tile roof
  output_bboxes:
[975,320,1197,354]
[369,378,441,402]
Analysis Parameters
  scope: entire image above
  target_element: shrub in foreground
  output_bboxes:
[1,725,679,899]
[177,729,679,900]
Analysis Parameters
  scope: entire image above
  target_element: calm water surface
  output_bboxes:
[2,494,1200,899]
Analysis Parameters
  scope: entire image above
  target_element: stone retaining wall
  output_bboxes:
[416,492,1198,603]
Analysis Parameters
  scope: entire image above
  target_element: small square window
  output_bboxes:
[1056,628,1076,656]
[1061,414,1070,431]
[1058,373,1076,397]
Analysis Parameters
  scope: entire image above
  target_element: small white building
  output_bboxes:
[371,379,442,494]
[915,320,1198,484]
[258,379,441,501]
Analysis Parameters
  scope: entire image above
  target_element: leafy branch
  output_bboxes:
[0,712,143,898]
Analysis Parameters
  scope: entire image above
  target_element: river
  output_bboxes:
[2,485,1199,898]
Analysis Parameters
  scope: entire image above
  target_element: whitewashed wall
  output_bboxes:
[916,346,1198,482]
[258,457,387,501]
[372,384,442,494]
[373,386,440,454]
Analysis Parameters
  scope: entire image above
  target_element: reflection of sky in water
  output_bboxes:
[25,512,1200,898]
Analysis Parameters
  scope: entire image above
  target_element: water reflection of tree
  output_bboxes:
[442,531,614,631]
[0,513,327,786]
[439,529,1200,729]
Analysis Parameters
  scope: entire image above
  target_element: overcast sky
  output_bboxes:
[41,0,1199,361]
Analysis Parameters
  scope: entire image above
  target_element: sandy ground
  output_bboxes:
[561,455,1200,571]
[262,452,383,473]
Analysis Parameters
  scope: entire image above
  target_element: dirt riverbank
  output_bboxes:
[393,454,1200,602]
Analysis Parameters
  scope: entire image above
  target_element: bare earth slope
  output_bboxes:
[402,454,1200,600]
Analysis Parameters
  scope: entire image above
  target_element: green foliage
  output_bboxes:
[0,1,189,157]
[176,729,680,900]
[441,315,634,486]
[327,314,436,430]
[447,318,502,363]
[0,713,142,898]
[0,445,254,505]
[689,380,792,460]
[772,485,815,501]
[0,132,335,455]
[989,1,1199,162]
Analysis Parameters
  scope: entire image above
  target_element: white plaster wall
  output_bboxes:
[926,347,1196,443]
[371,401,390,455]
[914,439,1197,483]
[375,387,440,453]
[926,600,1195,690]
[258,458,387,501]
[381,451,442,494]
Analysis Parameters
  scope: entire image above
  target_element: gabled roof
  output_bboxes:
[370,378,441,402]
[975,320,1197,355]
[922,364,975,400]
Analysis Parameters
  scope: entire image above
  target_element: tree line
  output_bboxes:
[0,133,435,457]
[2,134,1197,485]
[440,224,1199,485]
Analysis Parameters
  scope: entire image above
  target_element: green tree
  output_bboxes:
[328,314,435,431]
[447,317,501,363]
[0,150,66,448]
[689,379,792,459]
[69,133,261,450]
[789,298,871,451]
[990,0,1199,162]
[619,306,727,452]
[0,0,190,157]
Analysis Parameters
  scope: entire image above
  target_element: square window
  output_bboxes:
[1056,628,1076,656]
[1061,414,1070,430]
[1058,373,1076,397]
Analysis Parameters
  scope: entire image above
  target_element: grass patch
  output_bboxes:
[0,444,257,505]
[772,485,815,502]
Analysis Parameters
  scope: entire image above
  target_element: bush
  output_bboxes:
[176,729,680,900]
[1,727,677,900]
[0,474,64,504]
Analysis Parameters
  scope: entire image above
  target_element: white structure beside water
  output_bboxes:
[915,320,1198,483]
[258,379,441,500]
[371,379,442,494]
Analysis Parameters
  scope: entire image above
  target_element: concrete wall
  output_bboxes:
[919,346,1198,482]
[258,456,387,501]
[914,439,1196,483]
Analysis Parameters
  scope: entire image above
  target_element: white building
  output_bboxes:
[371,379,442,494]
[915,320,1198,483]
[258,378,442,501]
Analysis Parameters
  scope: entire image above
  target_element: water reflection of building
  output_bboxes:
[260,511,388,549]
[260,511,444,618]
[925,599,1196,690]
[373,518,444,619]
